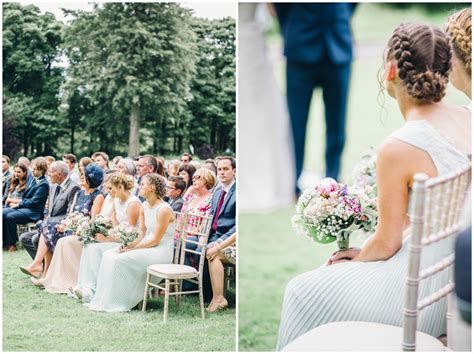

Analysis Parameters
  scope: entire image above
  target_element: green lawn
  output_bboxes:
[238,4,470,352]
[3,250,236,351]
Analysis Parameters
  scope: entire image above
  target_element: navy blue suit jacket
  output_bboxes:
[209,182,236,243]
[274,3,356,65]
[15,175,50,221]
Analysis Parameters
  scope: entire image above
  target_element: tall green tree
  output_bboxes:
[188,17,236,155]
[62,3,196,157]
[3,3,64,158]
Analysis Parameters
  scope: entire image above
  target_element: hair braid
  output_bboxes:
[144,173,166,199]
[446,8,472,75]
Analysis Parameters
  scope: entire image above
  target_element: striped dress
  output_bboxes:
[277,120,470,350]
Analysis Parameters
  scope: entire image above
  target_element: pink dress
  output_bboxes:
[175,192,212,239]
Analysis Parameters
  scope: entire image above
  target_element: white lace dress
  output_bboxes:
[277,120,470,350]
[86,201,175,312]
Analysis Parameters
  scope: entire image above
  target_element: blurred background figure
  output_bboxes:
[274,3,357,195]
[238,3,295,212]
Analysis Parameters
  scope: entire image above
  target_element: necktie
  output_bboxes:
[54,186,61,202]
[212,190,227,231]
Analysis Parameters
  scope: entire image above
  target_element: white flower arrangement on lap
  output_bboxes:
[109,222,140,247]
[61,212,90,233]
[77,215,113,245]
[292,178,378,251]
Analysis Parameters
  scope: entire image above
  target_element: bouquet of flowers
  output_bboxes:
[292,178,378,251]
[77,215,113,245]
[109,222,140,246]
[60,212,89,233]
[351,147,377,198]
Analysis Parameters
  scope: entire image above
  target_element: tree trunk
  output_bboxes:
[70,125,75,154]
[128,103,140,157]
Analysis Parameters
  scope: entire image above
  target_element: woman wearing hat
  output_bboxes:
[20,164,105,278]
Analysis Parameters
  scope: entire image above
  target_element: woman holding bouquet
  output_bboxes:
[84,173,175,312]
[73,172,141,299]
[20,164,104,278]
[277,23,471,350]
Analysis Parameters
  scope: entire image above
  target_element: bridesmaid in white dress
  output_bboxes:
[277,23,471,350]
[73,173,141,299]
[85,174,175,312]
[238,3,295,212]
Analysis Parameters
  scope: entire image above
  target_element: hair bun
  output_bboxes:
[406,71,448,103]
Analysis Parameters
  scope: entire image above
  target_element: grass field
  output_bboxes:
[238,4,470,351]
[3,250,236,351]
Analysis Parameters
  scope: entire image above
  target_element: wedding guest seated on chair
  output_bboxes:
[3,157,50,252]
[92,151,110,173]
[199,157,236,301]
[178,164,196,197]
[3,162,29,207]
[165,176,186,213]
[62,153,81,185]
[19,161,81,261]
[207,232,236,312]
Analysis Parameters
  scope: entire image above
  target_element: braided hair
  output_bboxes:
[109,172,135,191]
[387,23,452,103]
[445,8,471,76]
[144,173,166,199]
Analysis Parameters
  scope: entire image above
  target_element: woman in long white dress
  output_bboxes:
[238,3,295,212]
[84,173,175,312]
[277,22,471,350]
[73,172,141,299]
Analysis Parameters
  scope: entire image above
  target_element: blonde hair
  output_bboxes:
[194,167,216,190]
[109,172,134,190]
[446,8,472,76]
[167,159,181,176]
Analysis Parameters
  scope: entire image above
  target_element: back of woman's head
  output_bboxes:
[445,8,472,76]
[109,172,135,191]
[387,23,452,103]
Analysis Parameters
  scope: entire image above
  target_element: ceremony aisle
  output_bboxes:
[3,251,236,351]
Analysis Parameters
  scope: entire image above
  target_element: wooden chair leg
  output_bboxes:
[198,278,205,319]
[142,273,150,311]
[163,279,170,323]
[174,282,180,308]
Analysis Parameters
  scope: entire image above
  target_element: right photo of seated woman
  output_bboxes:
[277,19,471,352]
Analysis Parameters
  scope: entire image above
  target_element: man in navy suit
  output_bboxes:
[201,156,236,301]
[3,157,50,251]
[274,3,356,194]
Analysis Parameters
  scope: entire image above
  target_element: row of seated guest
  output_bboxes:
[7,153,235,312]
[3,157,50,252]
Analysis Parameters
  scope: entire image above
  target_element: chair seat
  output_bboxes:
[147,264,198,279]
[282,321,446,352]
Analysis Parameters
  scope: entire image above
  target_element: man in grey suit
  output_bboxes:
[19,161,80,260]
[165,176,185,213]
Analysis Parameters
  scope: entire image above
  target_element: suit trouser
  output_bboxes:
[286,59,351,192]
[19,230,40,260]
[2,208,36,247]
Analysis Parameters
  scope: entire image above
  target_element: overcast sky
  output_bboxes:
[18,2,236,22]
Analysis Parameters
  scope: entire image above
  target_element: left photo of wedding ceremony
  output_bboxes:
[2,2,236,351]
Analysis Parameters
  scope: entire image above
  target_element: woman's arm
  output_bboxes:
[127,201,141,226]
[110,200,119,226]
[127,207,174,250]
[90,194,105,216]
[351,139,437,262]
[122,206,146,249]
